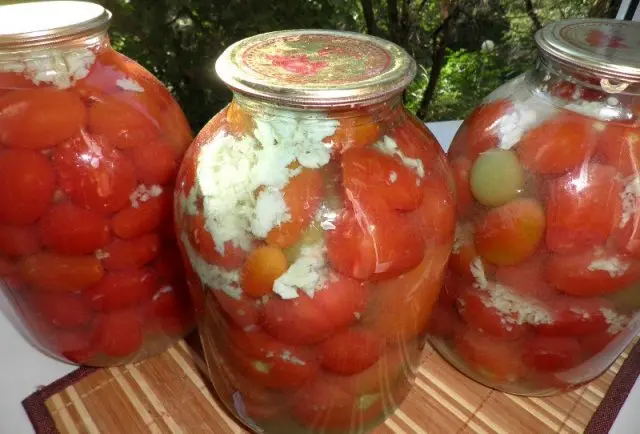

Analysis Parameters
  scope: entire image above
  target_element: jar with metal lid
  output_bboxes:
[431,18,640,396]
[0,1,194,366]
[174,30,455,432]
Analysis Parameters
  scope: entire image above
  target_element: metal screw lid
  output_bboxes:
[0,1,111,50]
[215,29,417,108]
[536,19,640,84]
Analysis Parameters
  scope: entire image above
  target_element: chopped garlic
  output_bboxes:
[600,308,628,334]
[94,249,110,260]
[181,233,242,299]
[129,184,162,208]
[280,350,306,366]
[484,283,552,325]
[152,285,174,301]
[116,77,144,92]
[452,223,467,255]
[273,240,327,299]
[620,176,640,228]
[498,97,556,150]
[388,171,398,184]
[470,257,488,290]
[250,188,291,238]
[373,136,425,178]
[587,257,629,278]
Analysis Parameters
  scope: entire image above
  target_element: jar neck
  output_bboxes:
[231,92,406,125]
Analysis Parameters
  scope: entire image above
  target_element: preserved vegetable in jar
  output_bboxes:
[0,1,194,367]
[432,18,640,396]
[175,30,456,433]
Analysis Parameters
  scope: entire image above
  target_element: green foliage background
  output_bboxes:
[5,0,620,131]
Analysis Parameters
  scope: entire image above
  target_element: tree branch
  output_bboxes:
[387,0,401,43]
[417,6,460,119]
[360,0,380,36]
[523,0,542,31]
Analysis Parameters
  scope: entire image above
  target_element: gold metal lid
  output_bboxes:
[536,19,640,83]
[215,29,417,108]
[0,1,111,50]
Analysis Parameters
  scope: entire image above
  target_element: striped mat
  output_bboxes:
[22,336,640,434]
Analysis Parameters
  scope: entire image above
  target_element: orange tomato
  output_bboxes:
[474,197,545,266]
[455,327,526,381]
[545,164,622,253]
[517,113,596,175]
[82,268,159,312]
[39,203,111,255]
[0,224,39,257]
[319,328,384,375]
[451,157,474,216]
[111,193,170,239]
[241,246,288,298]
[54,132,137,214]
[0,149,56,225]
[546,248,640,296]
[449,99,513,161]
[129,136,178,185]
[324,111,381,154]
[88,92,161,149]
[225,101,255,137]
[188,213,247,270]
[19,253,104,293]
[363,244,449,342]
[266,168,324,248]
[596,123,640,177]
[101,234,161,270]
[93,309,144,358]
[342,147,423,211]
[0,89,85,149]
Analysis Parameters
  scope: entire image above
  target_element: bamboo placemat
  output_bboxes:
[22,335,640,434]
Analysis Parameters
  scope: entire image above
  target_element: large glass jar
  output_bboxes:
[430,18,640,396]
[175,30,456,433]
[0,1,194,366]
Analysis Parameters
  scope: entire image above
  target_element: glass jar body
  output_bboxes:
[432,58,640,396]
[174,94,456,433]
[0,33,195,366]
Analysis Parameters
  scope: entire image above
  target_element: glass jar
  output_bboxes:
[431,18,640,396]
[175,30,456,433]
[0,1,194,366]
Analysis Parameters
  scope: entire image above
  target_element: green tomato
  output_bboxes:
[470,149,525,207]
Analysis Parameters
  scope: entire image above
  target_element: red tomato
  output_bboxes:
[213,291,262,329]
[292,378,385,431]
[263,275,367,345]
[326,195,425,280]
[39,203,111,255]
[111,193,170,239]
[411,175,456,246]
[363,243,449,342]
[54,132,137,214]
[391,115,448,173]
[83,268,159,312]
[19,253,104,293]
[0,89,86,148]
[517,113,596,175]
[129,137,178,185]
[474,197,545,266]
[119,58,176,110]
[451,157,474,216]
[46,325,96,363]
[319,329,384,375]
[455,327,526,381]
[534,297,610,337]
[546,248,640,296]
[88,92,161,149]
[546,164,622,253]
[0,224,39,257]
[153,247,186,286]
[448,224,494,282]
[615,213,640,259]
[188,214,247,270]
[93,309,144,358]
[73,48,130,99]
[0,256,15,276]
[266,168,324,248]
[427,300,461,339]
[597,124,640,177]
[457,289,529,340]
[146,284,194,336]
[159,100,194,155]
[580,329,620,357]
[0,72,39,91]
[0,149,56,225]
[101,234,161,270]
[342,147,423,211]
[449,99,513,161]
[494,253,557,301]
[227,328,319,390]
[25,292,91,329]
[523,336,582,372]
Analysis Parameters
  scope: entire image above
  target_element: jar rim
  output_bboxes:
[0,1,111,50]
[536,18,640,85]
[215,29,417,108]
